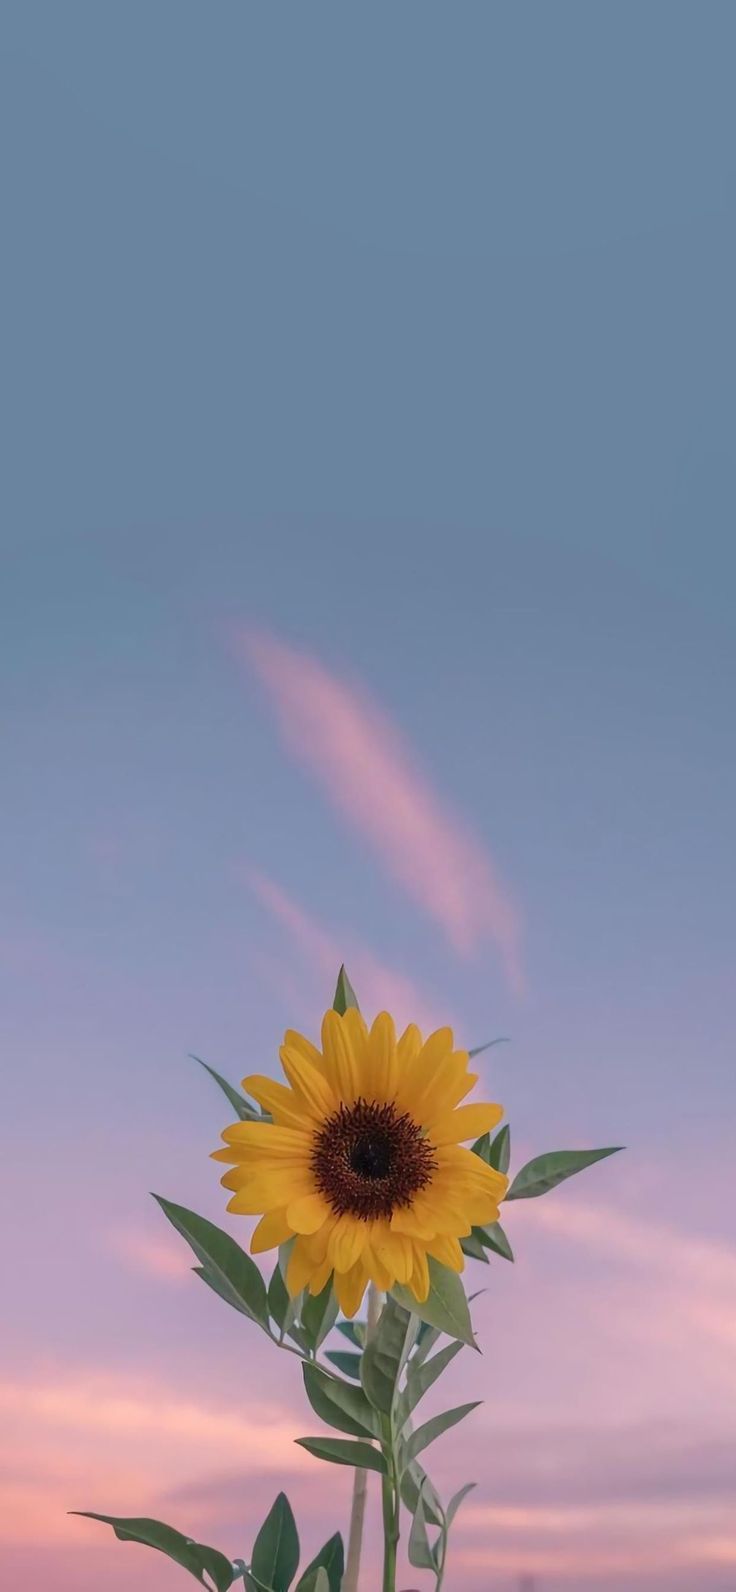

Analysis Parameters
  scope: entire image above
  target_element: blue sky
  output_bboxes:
[2,6,735,1589]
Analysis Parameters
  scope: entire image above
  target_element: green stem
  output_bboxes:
[343,1283,382,1592]
[380,1415,400,1592]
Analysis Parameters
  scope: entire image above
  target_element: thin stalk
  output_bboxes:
[343,1282,382,1592]
[380,1461,399,1592]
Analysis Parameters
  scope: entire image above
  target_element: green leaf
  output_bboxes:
[506,1146,624,1200]
[302,1363,379,1438]
[475,1221,514,1262]
[446,1481,476,1528]
[296,1571,329,1592]
[407,1486,435,1572]
[336,1319,365,1348]
[153,1196,270,1331]
[71,1514,234,1590]
[268,1261,301,1340]
[401,1341,463,1424]
[296,1436,386,1474]
[399,1462,444,1529]
[332,965,359,1015]
[294,1533,344,1592]
[361,1297,417,1415]
[392,1259,476,1349]
[468,1037,509,1059]
[325,1350,363,1381]
[471,1123,510,1173]
[301,1282,339,1351]
[459,1231,489,1262]
[193,1264,252,1317]
[190,1055,261,1121]
[405,1401,481,1462]
[251,1494,300,1592]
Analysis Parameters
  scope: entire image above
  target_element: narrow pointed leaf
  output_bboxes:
[295,1532,344,1592]
[476,1221,514,1262]
[446,1482,476,1527]
[399,1462,444,1529]
[153,1197,269,1331]
[302,1363,379,1438]
[296,1436,386,1473]
[405,1401,481,1462]
[506,1147,624,1200]
[361,1297,417,1414]
[468,1037,509,1059]
[392,1259,476,1349]
[336,1319,365,1348]
[471,1123,510,1173]
[325,1350,363,1381]
[251,1493,300,1592]
[302,1281,339,1350]
[193,1264,251,1316]
[401,1340,463,1424]
[296,1571,330,1592]
[190,1055,261,1122]
[71,1514,234,1590]
[268,1260,301,1338]
[332,966,359,1014]
[407,1487,435,1571]
[460,1231,489,1262]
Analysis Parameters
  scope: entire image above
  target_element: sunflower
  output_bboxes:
[212,1009,508,1317]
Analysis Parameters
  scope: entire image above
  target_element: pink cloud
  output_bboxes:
[112,1229,194,1282]
[237,628,523,987]
[245,867,449,1035]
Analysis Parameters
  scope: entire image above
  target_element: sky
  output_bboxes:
[1,4,735,1590]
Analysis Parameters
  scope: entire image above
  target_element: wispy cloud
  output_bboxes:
[245,867,448,1034]
[237,628,523,987]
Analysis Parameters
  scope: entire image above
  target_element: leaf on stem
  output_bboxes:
[295,1436,387,1473]
[361,1296,417,1415]
[250,1493,300,1592]
[392,1259,476,1349]
[332,966,360,1014]
[153,1197,270,1331]
[70,1514,235,1591]
[405,1402,481,1463]
[302,1363,379,1438]
[294,1533,344,1592]
[506,1146,624,1200]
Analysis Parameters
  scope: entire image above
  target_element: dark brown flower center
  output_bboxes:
[312,1097,436,1220]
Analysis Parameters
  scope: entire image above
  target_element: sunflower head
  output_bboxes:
[212,1008,508,1317]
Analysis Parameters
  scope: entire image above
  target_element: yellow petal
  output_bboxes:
[408,1244,430,1303]
[307,1257,334,1295]
[366,1012,398,1103]
[286,1236,316,1296]
[250,1208,293,1253]
[427,1102,504,1145]
[328,1214,369,1272]
[425,1233,465,1272]
[396,1027,454,1114]
[334,1261,369,1317]
[397,1022,423,1064]
[373,1227,414,1283]
[226,1171,312,1213]
[279,1045,337,1120]
[221,1122,313,1156]
[321,1009,361,1102]
[286,1192,331,1234]
[242,1075,309,1131]
[284,1027,325,1073]
[364,1244,393,1291]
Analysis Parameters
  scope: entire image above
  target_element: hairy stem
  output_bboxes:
[343,1282,382,1592]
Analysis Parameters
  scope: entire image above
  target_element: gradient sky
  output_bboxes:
[2,5,736,1590]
